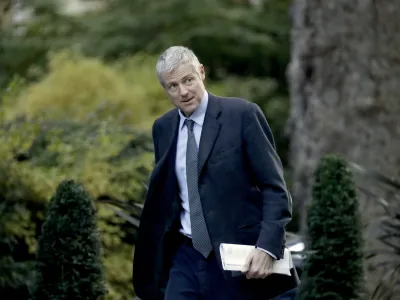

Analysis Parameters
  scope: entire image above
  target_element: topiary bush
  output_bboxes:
[297,155,364,300]
[31,179,107,300]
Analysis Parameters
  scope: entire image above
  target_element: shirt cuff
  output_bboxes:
[256,247,277,259]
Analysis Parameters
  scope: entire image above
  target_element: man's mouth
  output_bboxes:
[182,97,194,103]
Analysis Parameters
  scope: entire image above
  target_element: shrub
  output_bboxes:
[31,180,107,300]
[297,155,364,300]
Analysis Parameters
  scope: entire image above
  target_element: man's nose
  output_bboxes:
[180,85,189,97]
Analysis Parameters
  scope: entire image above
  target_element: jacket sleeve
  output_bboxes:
[243,102,292,259]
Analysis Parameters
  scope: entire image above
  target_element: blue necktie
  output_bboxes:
[185,119,213,258]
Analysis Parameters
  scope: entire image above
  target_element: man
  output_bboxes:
[132,46,299,300]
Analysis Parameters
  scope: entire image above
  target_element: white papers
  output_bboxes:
[219,243,293,276]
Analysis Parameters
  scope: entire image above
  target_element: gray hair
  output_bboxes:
[156,46,201,85]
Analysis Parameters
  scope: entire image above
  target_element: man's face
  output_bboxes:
[162,63,206,117]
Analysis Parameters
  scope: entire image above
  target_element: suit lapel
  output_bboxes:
[198,93,221,175]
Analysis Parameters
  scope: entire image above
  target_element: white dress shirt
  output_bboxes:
[174,91,276,259]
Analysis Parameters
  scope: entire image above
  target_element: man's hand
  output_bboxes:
[241,248,274,279]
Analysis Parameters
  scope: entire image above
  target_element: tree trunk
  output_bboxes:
[288,0,400,295]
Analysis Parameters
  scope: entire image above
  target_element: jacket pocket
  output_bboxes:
[209,146,240,164]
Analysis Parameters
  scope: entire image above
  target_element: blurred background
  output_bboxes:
[0,0,399,299]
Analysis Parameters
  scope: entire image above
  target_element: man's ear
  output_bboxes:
[199,64,205,80]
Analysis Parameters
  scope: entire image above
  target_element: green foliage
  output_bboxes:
[31,179,107,300]
[297,155,364,300]
[82,0,291,81]
[4,51,168,127]
[0,0,87,87]
[1,0,291,90]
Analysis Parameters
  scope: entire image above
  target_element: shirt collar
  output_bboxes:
[178,91,208,130]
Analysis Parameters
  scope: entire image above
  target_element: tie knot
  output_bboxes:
[185,119,195,132]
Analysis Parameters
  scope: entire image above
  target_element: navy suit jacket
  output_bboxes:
[132,93,299,299]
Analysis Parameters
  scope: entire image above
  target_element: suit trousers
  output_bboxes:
[164,235,270,300]
[164,236,229,300]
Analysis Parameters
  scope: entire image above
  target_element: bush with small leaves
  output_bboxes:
[31,180,107,300]
[297,155,364,300]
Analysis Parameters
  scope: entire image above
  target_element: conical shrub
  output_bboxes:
[297,155,364,300]
[31,180,107,300]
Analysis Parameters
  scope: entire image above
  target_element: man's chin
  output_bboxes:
[181,105,197,117]
[182,110,194,117]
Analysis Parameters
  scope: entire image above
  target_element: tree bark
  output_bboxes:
[288,0,400,295]
[288,0,400,229]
